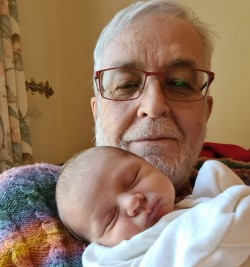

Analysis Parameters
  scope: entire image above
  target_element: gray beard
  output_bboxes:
[94,115,205,190]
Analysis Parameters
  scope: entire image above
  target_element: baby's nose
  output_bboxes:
[124,193,145,216]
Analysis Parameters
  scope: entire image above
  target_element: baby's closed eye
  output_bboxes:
[127,169,140,190]
[104,207,119,232]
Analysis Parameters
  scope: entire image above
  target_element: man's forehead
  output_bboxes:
[108,14,196,45]
[100,15,204,71]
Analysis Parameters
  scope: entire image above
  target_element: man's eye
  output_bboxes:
[110,82,141,100]
[116,82,140,91]
[168,79,191,89]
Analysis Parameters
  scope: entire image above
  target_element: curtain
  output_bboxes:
[0,0,33,173]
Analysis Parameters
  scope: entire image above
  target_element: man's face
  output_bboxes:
[91,14,213,189]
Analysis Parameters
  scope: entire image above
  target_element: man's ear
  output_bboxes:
[205,95,213,122]
[91,96,97,122]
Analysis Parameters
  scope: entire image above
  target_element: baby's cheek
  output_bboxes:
[116,216,146,241]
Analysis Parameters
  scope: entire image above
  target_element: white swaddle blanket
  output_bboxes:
[82,161,250,267]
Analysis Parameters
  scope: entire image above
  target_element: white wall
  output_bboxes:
[17,0,250,164]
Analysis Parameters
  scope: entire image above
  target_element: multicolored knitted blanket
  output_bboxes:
[0,163,84,266]
[0,159,249,266]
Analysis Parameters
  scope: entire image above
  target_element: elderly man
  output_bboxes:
[91,0,214,195]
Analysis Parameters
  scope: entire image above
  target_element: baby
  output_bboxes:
[56,146,250,267]
[56,146,175,246]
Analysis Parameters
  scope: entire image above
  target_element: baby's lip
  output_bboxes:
[146,199,161,227]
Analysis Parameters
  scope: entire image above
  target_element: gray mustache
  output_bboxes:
[122,119,183,143]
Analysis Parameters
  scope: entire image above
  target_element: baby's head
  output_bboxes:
[56,146,175,247]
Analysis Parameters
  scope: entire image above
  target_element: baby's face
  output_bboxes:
[70,150,175,247]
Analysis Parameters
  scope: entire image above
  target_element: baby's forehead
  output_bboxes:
[87,148,135,169]
[80,150,134,186]
[71,147,140,195]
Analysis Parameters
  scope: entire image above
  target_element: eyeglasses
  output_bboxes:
[94,67,214,102]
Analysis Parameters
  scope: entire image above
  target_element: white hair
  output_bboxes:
[94,0,215,77]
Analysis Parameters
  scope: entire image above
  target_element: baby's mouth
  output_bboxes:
[146,199,161,227]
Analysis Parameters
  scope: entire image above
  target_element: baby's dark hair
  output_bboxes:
[55,146,137,242]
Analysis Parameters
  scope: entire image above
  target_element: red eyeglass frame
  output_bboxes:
[94,67,215,102]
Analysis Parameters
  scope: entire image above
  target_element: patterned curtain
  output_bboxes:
[0,0,33,173]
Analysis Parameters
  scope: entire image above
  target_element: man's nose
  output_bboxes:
[137,77,170,118]
[118,193,145,216]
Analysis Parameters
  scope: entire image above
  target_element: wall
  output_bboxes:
[181,0,250,148]
[17,0,250,164]
[17,1,63,164]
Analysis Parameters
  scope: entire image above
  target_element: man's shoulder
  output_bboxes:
[194,157,250,186]
[176,157,250,202]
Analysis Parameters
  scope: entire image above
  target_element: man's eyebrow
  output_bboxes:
[109,61,144,69]
[166,59,197,69]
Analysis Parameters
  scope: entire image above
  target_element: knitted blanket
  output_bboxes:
[0,159,249,266]
[0,163,84,267]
